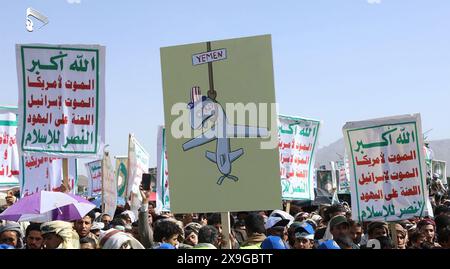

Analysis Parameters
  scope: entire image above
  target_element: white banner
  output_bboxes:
[156,126,170,213]
[21,156,77,197]
[102,152,117,217]
[333,160,351,194]
[0,107,20,190]
[86,160,102,197]
[278,115,320,200]
[16,44,105,158]
[343,114,432,222]
[128,134,149,214]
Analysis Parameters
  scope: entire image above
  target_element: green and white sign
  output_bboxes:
[343,114,432,222]
[278,115,320,201]
[16,44,105,157]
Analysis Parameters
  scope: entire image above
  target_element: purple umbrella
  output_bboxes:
[0,191,96,223]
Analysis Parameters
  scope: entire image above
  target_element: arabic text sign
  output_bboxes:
[21,156,77,197]
[86,160,102,197]
[127,135,149,198]
[156,126,170,212]
[16,44,105,157]
[278,115,320,200]
[102,152,117,217]
[333,160,351,194]
[0,107,20,189]
[343,114,431,222]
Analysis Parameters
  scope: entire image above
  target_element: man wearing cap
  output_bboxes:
[293,222,315,249]
[0,222,24,249]
[184,222,202,247]
[40,221,80,249]
[326,215,359,249]
[90,222,104,238]
[394,223,408,249]
[265,216,290,248]
[261,235,287,249]
[329,215,350,239]
[367,221,388,239]
[318,239,341,249]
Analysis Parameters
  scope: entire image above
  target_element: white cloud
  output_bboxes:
[367,0,382,4]
[67,0,81,4]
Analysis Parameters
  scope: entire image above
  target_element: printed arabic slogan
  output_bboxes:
[278,115,320,201]
[21,157,77,197]
[0,107,20,190]
[128,134,150,213]
[156,126,170,213]
[86,160,102,197]
[332,159,351,195]
[161,34,281,213]
[102,152,117,218]
[343,114,432,222]
[16,44,105,157]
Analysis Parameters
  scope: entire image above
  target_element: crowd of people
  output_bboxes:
[0,186,449,250]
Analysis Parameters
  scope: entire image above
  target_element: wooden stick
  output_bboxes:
[221,212,232,249]
[285,201,291,214]
[62,158,69,193]
[101,152,106,213]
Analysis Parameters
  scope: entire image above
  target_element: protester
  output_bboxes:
[157,243,176,249]
[317,239,340,249]
[194,225,219,249]
[335,236,354,249]
[137,188,155,248]
[394,223,408,249]
[408,230,426,249]
[90,222,104,238]
[0,222,24,249]
[261,235,287,249]
[417,219,439,247]
[184,222,202,247]
[232,218,248,245]
[435,214,450,234]
[348,220,363,246]
[437,226,450,249]
[152,219,183,248]
[40,221,80,249]
[100,214,112,230]
[367,222,388,239]
[80,237,97,249]
[434,205,449,217]
[25,223,43,249]
[376,236,394,249]
[99,228,144,249]
[240,213,266,249]
[74,210,98,245]
[265,216,290,248]
[120,210,136,225]
[316,204,346,240]
[292,222,315,249]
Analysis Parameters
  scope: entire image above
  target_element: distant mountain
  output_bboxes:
[315,138,450,177]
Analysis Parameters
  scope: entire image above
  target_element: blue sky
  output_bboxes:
[2,0,449,173]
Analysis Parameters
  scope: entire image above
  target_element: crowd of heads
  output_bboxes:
[0,191,449,250]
